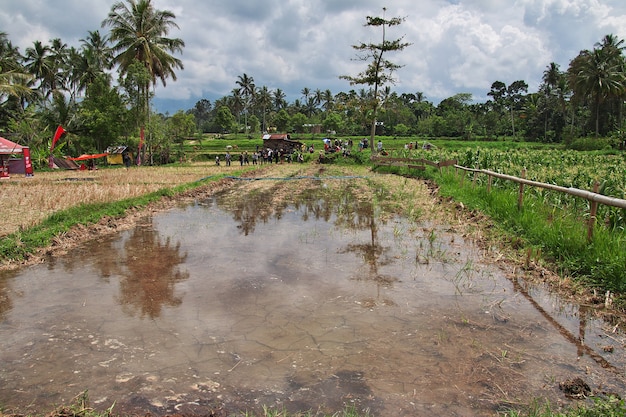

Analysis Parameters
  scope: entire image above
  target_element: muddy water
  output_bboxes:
[1,182,624,416]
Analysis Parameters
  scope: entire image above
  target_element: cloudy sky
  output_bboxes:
[2,0,626,113]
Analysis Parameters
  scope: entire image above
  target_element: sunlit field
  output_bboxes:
[0,163,227,237]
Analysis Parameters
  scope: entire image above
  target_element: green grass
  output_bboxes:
[502,396,626,417]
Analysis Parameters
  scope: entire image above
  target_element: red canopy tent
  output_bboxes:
[66,152,109,171]
[67,153,109,161]
[0,137,33,178]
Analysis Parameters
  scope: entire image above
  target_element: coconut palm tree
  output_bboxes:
[102,0,184,125]
[301,87,311,102]
[540,62,562,140]
[273,88,286,110]
[24,40,54,100]
[595,34,626,132]
[69,31,114,100]
[255,85,272,132]
[569,46,625,138]
[235,73,255,134]
[321,89,334,113]
[0,69,34,106]
[81,30,114,73]
[0,33,34,104]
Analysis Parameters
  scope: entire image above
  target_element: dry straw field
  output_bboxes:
[0,162,447,239]
[0,163,228,238]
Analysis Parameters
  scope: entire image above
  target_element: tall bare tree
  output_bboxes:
[340,8,410,153]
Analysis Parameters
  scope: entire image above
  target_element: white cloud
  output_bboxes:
[2,0,625,112]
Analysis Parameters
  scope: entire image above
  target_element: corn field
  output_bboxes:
[412,147,626,232]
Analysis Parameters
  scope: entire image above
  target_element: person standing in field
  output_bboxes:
[122,150,132,169]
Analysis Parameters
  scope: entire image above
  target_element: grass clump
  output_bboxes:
[503,396,626,417]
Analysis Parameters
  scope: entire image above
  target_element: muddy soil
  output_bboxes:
[1,164,624,417]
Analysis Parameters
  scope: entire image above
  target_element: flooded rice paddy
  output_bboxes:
[1,173,624,416]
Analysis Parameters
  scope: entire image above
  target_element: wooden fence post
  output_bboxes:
[517,168,526,210]
[487,174,492,193]
[587,181,600,242]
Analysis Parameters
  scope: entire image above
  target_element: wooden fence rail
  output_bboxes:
[370,154,626,241]
[451,163,626,241]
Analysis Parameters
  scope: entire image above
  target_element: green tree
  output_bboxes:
[291,112,308,133]
[322,112,343,134]
[340,8,410,153]
[436,93,472,137]
[168,110,196,159]
[274,109,291,132]
[168,110,196,142]
[214,105,235,133]
[247,114,260,134]
[102,0,185,129]
[189,98,212,132]
[394,123,409,136]
[487,80,528,137]
[78,74,129,153]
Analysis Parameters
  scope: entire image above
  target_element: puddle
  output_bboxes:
[1,179,624,416]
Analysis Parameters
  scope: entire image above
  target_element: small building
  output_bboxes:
[106,145,132,165]
[262,134,303,154]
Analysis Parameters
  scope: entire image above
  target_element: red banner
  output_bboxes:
[51,125,66,151]
[49,125,66,168]
[23,147,33,176]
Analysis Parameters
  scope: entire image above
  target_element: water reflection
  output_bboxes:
[116,221,189,318]
[43,217,189,319]
[0,179,624,416]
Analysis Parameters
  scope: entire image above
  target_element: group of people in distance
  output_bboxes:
[214,137,393,167]
[215,147,305,166]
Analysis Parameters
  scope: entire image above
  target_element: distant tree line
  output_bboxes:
[1,0,624,167]
[192,33,626,147]
[182,35,626,149]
